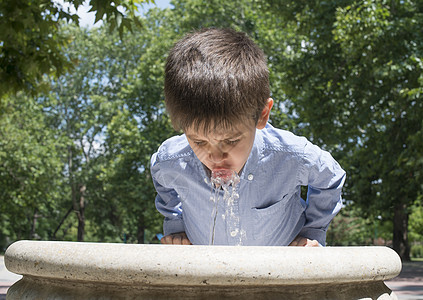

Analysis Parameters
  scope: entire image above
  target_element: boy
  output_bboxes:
[150,28,346,246]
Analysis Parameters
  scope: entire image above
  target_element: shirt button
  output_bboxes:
[247,174,254,181]
[230,230,238,237]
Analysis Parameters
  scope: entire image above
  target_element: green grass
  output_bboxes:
[411,257,423,262]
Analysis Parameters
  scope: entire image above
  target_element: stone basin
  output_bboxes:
[5,240,401,299]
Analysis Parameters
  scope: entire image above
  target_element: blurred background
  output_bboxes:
[0,0,422,262]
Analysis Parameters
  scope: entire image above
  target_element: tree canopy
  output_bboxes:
[1,0,422,260]
[264,0,423,259]
[0,0,151,100]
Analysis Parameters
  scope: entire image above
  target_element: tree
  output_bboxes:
[41,21,175,243]
[0,93,66,248]
[264,0,423,260]
[3,0,421,251]
[0,0,151,100]
[409,199,423,244]
[41,25,137,242]
[100,7,180,243]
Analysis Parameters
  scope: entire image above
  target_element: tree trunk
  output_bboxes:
[393,203,410,261]
[30,209,39,239]
[71,182,86,242]
[68,144,84,242]
[137,213,145,244]
[76,184,86,242]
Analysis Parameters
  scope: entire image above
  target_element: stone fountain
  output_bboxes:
[5,240,401,299]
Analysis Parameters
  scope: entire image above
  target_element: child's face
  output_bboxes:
[185,98,273,176]
[185,121,258,175]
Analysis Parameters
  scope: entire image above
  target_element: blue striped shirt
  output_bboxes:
[151,124,346,246]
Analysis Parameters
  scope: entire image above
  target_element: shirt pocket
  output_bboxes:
[251,194,292,240]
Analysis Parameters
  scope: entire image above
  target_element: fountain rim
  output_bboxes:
[5,240,402,287]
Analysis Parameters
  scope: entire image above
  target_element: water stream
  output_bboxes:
[209,169,243,245]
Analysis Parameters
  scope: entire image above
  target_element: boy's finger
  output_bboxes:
[297,237,308,246]
[305,239,319,247]
[288,237,299,246]
[161,233,191,245]
[182,237,191,245]
[173,234,183,245]
[161,235,172,244]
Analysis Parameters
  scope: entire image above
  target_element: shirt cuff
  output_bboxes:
[163,218,185,236]
[299,227,327,246]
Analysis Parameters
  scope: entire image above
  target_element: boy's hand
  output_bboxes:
[289,236,319,247]
[161,232,192,245]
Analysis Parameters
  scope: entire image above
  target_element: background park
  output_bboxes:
[0,0,422,263]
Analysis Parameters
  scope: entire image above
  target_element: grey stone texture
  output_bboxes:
[5,240,402,299]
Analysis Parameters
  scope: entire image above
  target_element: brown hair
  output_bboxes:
[164,27,270,133]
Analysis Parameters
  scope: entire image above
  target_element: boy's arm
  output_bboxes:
[151,152,187,238]
[154,184,192,245]
[153,175,187,236]
[299,142,346,246]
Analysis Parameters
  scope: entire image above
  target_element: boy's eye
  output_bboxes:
[225,139,240,145]
[194,141,206,146]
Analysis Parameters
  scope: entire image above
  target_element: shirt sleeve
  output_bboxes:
[298,141,346,246]
[151,153,186,236]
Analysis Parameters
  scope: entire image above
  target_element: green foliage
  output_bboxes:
[411,244,423,259]
[41,18,185,243]
[409,201,423,243]
[0,93,66,247]
[333,1,423,258]
[0,0,152,100]
[327,207,373,246]
[1,0,422,251]
[262,0,423,259]
[327,204,392,246]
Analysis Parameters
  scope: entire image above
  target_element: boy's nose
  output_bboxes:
[208,146,227,163]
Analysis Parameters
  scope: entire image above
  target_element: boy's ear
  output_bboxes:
[256,98,273,129]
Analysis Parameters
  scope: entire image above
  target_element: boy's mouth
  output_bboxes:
[212,168,233,178]
[211,169,239,186]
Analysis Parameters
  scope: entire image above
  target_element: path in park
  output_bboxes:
[386,260,423,300]
[1,255,422,299]
[0,256,21,300]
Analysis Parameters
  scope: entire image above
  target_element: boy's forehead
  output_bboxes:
[185,122,253,139]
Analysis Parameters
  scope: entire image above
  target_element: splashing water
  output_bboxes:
[211,169,239,187]
[209,169,243,245]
